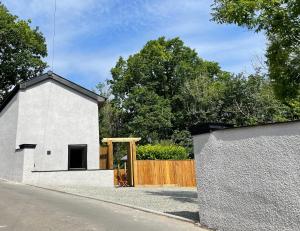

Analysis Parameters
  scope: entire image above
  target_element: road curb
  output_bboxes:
[26,184,209,230]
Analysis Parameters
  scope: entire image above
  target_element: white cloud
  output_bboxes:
[190,33,266,73]
[2,0,267,89]
[191,33,266,57]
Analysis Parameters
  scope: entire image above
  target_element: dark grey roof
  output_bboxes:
[0,71,106,113]
[190,120,300,136]
[189,123,234,135]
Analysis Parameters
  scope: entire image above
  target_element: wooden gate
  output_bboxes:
[133,160,196,187]
[100,137,141,187]
[100,141,196,187]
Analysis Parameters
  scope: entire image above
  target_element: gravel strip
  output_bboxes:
[38,185,199,221]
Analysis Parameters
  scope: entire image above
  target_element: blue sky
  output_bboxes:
[3,0,266,90]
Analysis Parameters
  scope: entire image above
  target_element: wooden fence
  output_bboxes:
[133,160,196,187]
[101,146,196,187]
[99,146,108,169]
[113,160,197,187]
[114,169,126,185]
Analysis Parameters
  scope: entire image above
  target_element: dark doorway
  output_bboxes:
[68,145,87,170]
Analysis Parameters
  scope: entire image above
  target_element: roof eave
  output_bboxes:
[0,85,20,113]
[0,71,106,113]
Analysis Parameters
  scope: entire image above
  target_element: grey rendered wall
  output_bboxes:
[16,79,100,171]
[193,122,300,231]
[0,94,24,182]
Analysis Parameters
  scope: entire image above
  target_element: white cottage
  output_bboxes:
[0,71,113,186]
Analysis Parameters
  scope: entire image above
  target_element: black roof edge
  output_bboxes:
[190,120,300,136]
[0,85,20,113]
[22,71,106,103]
[189,123,234,136]
[0,71,106,113]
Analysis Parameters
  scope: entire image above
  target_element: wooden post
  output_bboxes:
[130,141,134,186]
[126,141,138,187]
[101,138,141,186]
[127,142,133,186]
[132,141,137,187]
[107,141,113,169]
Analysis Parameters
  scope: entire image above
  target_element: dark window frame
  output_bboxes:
[68,144,87,170]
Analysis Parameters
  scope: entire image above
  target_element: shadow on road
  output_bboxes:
[145,190,198,203]
[166,211,199,222]
[144,190,199,221]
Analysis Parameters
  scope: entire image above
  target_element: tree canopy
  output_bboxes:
[211,0,300,100]
[182,73,295,126]
[0,3,47,102]
[108,37,226,142]
[100,37,297,150]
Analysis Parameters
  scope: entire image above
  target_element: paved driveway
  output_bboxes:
[0,181,205,231]
[39,185,199,221]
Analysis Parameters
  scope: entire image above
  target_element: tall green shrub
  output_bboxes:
[137,144,189,160]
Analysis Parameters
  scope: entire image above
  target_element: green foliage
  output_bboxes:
[137,144,189,160]
[182,72,296,126]
[180,74,227,125]
[124,87,173,143]
[285,97,300,119]
[99,37,298,156]
[267,37,300,99]
[109,37,225,143]
[220,74,293,125]
[110,37,218,102]
[0,3,47,102]
[95,83,123,142]
[171,130,193,158]
[211,0,300,100]
[98,101,119,139]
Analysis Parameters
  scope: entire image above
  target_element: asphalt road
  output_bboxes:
[0,180,204,231]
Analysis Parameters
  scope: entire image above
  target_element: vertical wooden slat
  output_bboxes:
[134,160,196,187]
[99,146,108,169]
[127,142,133,186]
[132,141,137,187]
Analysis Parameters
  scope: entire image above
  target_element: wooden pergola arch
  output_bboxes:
[102,137,141,186]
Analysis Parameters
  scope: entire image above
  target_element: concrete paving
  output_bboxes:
[0,180,206,231]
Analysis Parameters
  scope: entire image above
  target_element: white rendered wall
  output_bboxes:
[21,148,113,187]
[16,80,100,171]
[193,122,300,231]
[24,170,114,187]
[0,94,24,182]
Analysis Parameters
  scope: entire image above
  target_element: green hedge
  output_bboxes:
[137,144,189,160]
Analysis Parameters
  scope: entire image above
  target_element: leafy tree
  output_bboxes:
[101,36,298,155]
[0,3,47,102]
[180,74,228,126]
[95,83,122,142]
[110,37,219,101]
[123,87,173,144]
[211,0,300,100]
[171,130,193,158]
[109,37,225,143]
[182,72,296,126]
[219,74,293,125]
